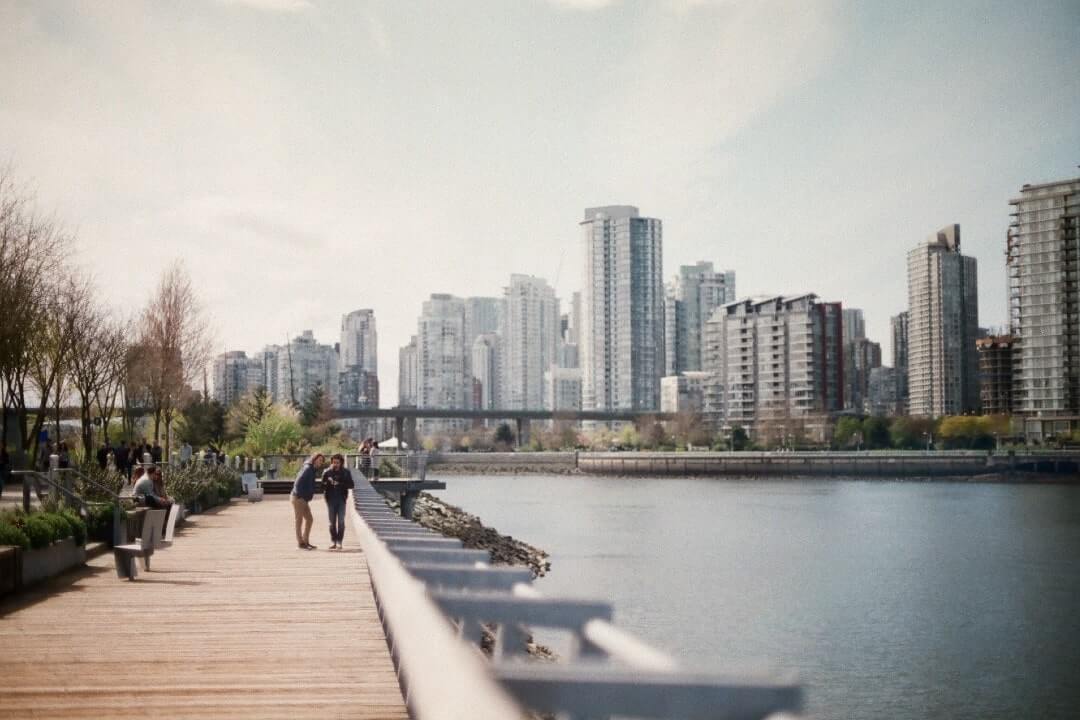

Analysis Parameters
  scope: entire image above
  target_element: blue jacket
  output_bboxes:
[291,462,317,501]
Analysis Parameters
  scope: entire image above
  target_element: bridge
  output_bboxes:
[331,406,675,447]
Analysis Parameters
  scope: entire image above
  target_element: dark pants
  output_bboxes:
[327,499,346,543]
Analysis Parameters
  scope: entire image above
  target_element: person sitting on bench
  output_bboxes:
[134,465,173,514]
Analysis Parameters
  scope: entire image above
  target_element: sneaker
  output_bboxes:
[298,542,306,549]
[304,543,317,550]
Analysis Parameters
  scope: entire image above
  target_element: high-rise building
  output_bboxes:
[471,333,501,410]
[502,274,560,410]
[338,309,378,409]
[581,205,664,412]
[660,371,710,414]
[704,294,843,441]
[259,346,281,402]
[665,262,736,376]
[847,338,882,413]
[890,312,910,414]
[840,308,868,411]
[275,330,339,408]
[977,335,1016,416]
[211,351,263,406]
[398,336,418,407]
[867,366,899,417]
[842,308,866,345]
[1008,176,1080,439]
[340,309,377,374]
[906,224,979,416]
[417,294,468,410]
[544,367,583,412]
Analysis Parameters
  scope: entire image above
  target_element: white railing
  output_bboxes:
[351,479,804,719]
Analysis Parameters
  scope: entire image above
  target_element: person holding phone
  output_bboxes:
[321,453,354,550]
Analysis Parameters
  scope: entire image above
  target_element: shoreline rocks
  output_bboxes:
[406,492,551,577]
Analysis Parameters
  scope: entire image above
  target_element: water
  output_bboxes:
[435,474,1080,719]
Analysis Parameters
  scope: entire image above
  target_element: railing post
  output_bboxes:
[22,474,31,512]
[113,503,123,547]
[49,454,61,506]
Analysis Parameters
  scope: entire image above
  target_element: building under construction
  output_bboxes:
[976,335,1016,415]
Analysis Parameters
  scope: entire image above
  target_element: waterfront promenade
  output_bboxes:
[0,498,407,719]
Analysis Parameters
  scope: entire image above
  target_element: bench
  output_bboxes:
[158,503,181,549]
[242,472,263,502]
[113,509,166,580]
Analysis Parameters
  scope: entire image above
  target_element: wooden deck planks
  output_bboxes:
[0,497,408,719]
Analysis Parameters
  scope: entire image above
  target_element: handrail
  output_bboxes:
[56,468,122,500]
[349,490,524,719]
[10,470,86,512]
[353,478,804,719]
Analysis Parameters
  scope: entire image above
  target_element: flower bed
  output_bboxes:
[0,507,88,594]
[164,464,242,514]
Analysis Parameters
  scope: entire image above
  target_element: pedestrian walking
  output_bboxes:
[322,453,354,550]
[290,453,324,550]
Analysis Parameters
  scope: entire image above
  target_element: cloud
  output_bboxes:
[211,0,313,13]
[585,0,841,182]
[545,0,620,10]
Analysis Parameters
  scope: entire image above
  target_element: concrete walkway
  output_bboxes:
[0,497,408,719]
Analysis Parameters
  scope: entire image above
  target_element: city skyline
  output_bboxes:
[2,2,1079,406]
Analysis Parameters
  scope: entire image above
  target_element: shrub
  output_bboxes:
[85,504,116,544]
[59,509,87,546]
[40,513,74,544]
[23,515,55,549]
[0,522,30,550]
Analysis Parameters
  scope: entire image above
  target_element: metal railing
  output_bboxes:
[350,478,804,719]
[10,457,129,547]
[261,451,426,481]
[56,467,127,546]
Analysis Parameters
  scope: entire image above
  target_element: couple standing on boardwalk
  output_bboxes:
[290,452,354,550]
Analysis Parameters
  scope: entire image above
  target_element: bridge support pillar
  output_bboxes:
[394,416,404,445]
[403,417,418,450]
[515,418,531,448]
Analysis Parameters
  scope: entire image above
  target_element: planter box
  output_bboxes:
[0,546,20,596]
[21,538,86,587]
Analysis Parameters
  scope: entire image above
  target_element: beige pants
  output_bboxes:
[291,496,313,545]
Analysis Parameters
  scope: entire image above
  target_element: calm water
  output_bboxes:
[436,474,1080,719]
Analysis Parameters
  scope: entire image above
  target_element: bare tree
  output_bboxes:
[69,304,130,459]
[138,263,212,458]
[0,167,71,464]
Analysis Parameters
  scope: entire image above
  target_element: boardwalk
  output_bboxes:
[0,497,408,719]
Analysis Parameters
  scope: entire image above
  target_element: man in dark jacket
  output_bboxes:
[290,453,324,550]
[322,453,354,550]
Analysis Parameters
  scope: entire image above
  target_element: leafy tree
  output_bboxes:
[300,381,332,427]
[890,416,938,449]
[939,416,998,449]
[176,395,226,448]
[834,416,863,448]
[225,386,273,441]
[617,424,641,449]
[244,405,304,455]
[862,416,892,449]
[494,423,515,447]
[730,425,749,451]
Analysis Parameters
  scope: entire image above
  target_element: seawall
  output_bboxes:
[425,450,1080,479]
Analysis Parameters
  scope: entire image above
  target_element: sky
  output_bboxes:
[2,0,1079,407]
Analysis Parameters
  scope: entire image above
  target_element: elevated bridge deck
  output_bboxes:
[0,498,407,719]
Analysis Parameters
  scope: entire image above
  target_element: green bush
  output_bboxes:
[23,515,55,549]
[85,504,116,544]
[59,509,87,546]
[42,513,73,543]
[0,522,30,550]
